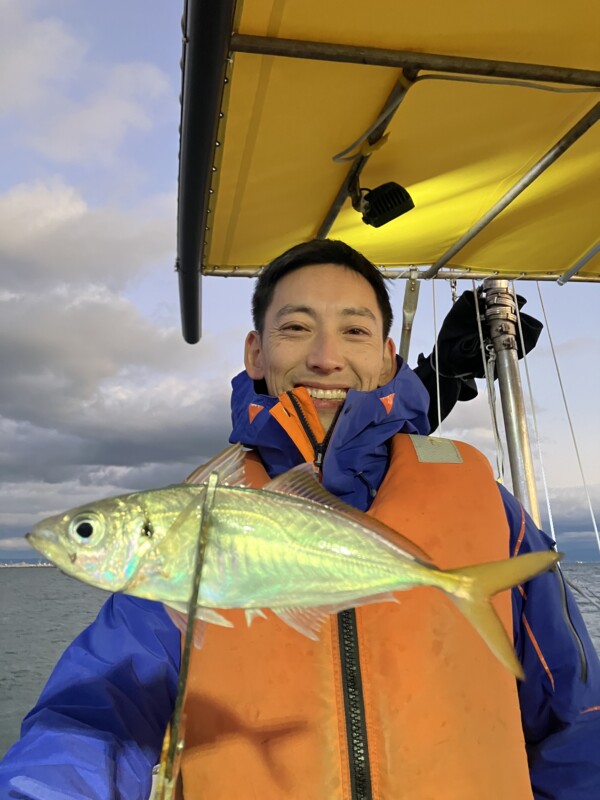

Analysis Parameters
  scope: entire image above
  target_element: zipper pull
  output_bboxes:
[314,444,325,470]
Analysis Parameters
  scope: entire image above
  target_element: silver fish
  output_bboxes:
[27,444,561,677]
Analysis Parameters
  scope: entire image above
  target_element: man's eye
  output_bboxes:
[346,327,369,336]
[281,324,307,332]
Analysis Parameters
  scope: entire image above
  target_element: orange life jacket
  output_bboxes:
[179,433,532,799]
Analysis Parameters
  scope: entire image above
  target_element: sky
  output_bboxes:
[0,0,599,563]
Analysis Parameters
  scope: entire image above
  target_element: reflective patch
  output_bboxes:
[409,434,463,464]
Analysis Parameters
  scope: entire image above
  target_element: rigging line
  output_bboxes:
[473,281,504,482]
[535,283,600,553]
[565,576,600,613]
[432,281,443,435]
[511,281,557,541]
[415,74,600,94]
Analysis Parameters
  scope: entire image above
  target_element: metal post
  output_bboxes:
[483,280,541,525]
[398,271,420,362]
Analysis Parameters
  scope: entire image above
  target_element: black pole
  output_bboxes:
[177,0,237,344]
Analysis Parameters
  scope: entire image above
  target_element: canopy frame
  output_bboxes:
[177,5,600,342]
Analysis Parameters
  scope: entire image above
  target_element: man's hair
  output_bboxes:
[251,239,394,338]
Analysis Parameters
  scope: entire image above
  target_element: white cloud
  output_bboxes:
[0,3,173,168]
[0,179,175,290]
[30,62,171,164]
[0,2,86,115]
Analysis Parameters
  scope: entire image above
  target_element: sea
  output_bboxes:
[1,562,599,759]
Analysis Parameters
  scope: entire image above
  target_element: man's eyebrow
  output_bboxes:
[273,304,316,321]
[273,305,377,323]
[340,307,377,322]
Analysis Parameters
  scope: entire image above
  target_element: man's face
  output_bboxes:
[244,263,396,431]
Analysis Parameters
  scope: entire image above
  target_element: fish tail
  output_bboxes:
[441,550,562,679]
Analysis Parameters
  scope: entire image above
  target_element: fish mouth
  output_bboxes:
[26,529,76,568]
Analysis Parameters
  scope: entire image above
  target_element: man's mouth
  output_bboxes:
[303,386,348,401]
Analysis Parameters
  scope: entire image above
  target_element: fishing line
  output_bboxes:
[156,473,219,800]
[536,283,600,554]
[512,280,557,541]
[564,576,600,613]
[431,280,443,435]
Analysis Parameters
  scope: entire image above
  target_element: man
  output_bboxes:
[1,239,598,799]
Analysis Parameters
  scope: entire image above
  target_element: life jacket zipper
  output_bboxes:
[338,610,373,800]
[286,390,373,800]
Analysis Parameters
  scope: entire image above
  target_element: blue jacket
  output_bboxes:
[1,364,599,799]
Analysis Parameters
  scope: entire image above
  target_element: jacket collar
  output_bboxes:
[229,357,430,510]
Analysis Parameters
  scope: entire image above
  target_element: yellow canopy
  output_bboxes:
[177,0,600,340]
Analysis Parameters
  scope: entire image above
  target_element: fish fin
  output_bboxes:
[184,444,247,487]
[263,464,350,511]
[444,550,562,679]
[273,598,398,638]
[164,604,207,649]
[195,607,235,628]
[264,465,434,564]
[272,606,331,639]
[305,592,400,616]
[165,602,234,643]
[353,591,400,609]
[245,608,268,627]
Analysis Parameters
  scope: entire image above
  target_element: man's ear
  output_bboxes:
[244,331,265,379]
[379,338,397,386]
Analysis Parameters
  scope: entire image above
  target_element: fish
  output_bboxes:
[26,443,561,678]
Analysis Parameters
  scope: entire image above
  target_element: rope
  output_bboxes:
[536,283,600,554]
[432,281,443,436]
[565,577,600,613]
[512,281,556,538]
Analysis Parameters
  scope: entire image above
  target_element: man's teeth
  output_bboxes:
[306,387,347,400]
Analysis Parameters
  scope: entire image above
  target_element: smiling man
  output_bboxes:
[244,262,396,430]
[1,239,599,800]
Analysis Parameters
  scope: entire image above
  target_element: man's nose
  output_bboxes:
[306,333,345,372]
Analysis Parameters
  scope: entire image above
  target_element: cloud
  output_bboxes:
[0,2,86,115]
[1,2,173,170]
[0,537,28,551]
[0,180,175,290]
[29,62,171,165]
[0,284,241,482]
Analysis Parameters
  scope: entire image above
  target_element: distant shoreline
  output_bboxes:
[0,562,54,568]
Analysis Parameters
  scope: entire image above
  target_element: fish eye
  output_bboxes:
[68,513,104,544]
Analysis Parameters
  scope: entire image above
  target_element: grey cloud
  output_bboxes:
[0,181,175,292]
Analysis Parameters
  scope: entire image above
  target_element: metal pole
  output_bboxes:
[398,271,420,362]
[483,280,541,524]
[557,241,600,285]
[422,102,600,279]
[201,266,600,282]
[230,34,600,88]
[177,0,238,344]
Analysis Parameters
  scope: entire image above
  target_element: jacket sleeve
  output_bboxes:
[0,594,181,800]
[499,485,600,799]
